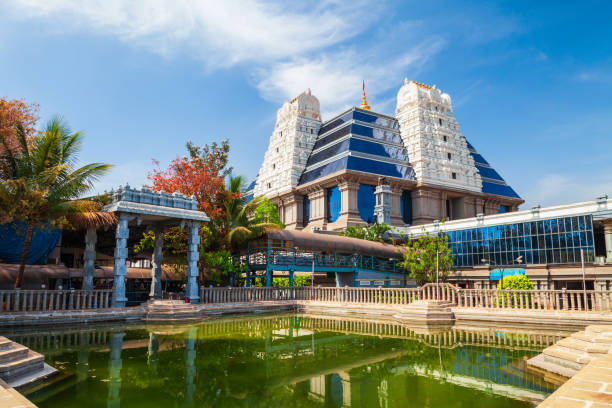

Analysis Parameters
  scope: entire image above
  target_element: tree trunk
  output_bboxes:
[14,223,34,289]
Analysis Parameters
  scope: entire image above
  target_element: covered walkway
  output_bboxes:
[238,230,410,287]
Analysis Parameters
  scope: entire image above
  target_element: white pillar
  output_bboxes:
[604,223,612,264]
[185,222,200,303]
[83,228,97,290]
[113,213,130,307]
[374,181,392,225]
[149,227,163,300]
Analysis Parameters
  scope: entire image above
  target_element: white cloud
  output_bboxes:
[6,0,367,67]
[521,173,612,209]
[254,38,445,118]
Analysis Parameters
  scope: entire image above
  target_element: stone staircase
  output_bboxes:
[527,325,612,378]
[0,336,52,388]
[145,300,204,322]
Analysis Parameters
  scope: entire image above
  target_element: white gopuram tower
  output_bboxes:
[254,90,322,197]
[395,79,482,192]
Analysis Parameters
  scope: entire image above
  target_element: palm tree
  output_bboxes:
[215,175,282,249]
[0,116,114,288]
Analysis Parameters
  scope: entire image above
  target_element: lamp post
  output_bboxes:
[482,255,523,289]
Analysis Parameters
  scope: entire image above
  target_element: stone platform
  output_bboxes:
[394,300,455,326]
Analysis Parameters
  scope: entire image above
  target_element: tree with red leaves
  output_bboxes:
[148,140,234,220]
[0,98,39,153]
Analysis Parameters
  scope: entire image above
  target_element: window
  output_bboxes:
[439,118,443,125]
[276,147,279,153]
[327,186,341,222]
[267,183,271,189]
[280,131,283,137]
[272,163,276,170]
[443,136,448,142]
[451,172,457,179]
[310,128,313,134]
[357,184,376,223]
[447,153,452,161]
[401,191,412,224]
[303,195,310,225]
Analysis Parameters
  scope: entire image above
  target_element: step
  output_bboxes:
[557,338,610,354]
[0,337,13,350]
[543,345,592,366]
[527,354,578,379]
[0,350,44,381]
[570,331,612,344]
[0,344,29,364]
[585,325,612,337]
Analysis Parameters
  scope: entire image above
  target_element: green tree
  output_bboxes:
[497,274,534,290]
[399,232,454,285]
[339,223,392,243]
[253,197,285,228]
[0,117,113,288]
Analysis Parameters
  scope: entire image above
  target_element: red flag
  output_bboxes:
[362,80,365,92]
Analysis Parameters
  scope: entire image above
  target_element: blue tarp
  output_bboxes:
[489,268,526,280]
[0,222,62,264]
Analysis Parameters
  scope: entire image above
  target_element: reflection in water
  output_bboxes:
[2,314,567,408]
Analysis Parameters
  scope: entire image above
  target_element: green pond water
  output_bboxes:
[5,314,562,408]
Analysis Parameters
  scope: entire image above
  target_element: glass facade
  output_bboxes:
[303,195,310,225]
[357,184,376,223]
[327,186,341,222]
[401,191,412,224]
[447,215,596,267]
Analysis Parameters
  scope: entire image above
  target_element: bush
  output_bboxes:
[496,275,534,290]
[252,275,312,287]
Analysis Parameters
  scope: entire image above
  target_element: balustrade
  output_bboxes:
[0,289,113,312]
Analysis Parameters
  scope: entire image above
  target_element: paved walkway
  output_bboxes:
[0,379,35,408]
[538,352,612,407]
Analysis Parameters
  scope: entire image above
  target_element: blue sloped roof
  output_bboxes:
[299,108,415,185]
[467,142,521,199]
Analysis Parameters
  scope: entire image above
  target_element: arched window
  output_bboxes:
[401,191,412,224]
[357,184,376,223]
[303,195,310,225]
[327,186,341,222]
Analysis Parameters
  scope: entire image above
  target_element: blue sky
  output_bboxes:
[1,0,611,208]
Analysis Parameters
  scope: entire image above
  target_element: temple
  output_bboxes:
[251,79,522,231]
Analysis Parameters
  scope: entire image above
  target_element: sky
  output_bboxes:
[1,0,611,209]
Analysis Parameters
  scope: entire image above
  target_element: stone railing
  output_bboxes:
[456,288,612,311]
[199,283,457,305]
[0,289,113,312]
[200,284,612,312]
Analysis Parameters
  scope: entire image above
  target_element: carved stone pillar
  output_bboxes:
[185,222,201,303]
[149,227,164,300]
[305,188,327,230]
[334,181,363,228]
[283,195,302,230]
[374,184,392,225]
[113,213,130,307]
[83,228,97,290]
[411,188,442,225]
[389,187,403,226]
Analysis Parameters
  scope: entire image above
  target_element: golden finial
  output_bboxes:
[360,80,371,110]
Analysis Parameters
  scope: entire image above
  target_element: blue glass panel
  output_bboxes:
[303,195,310,225]
[319,112,352,135]
[498,205,509,214]
[313,124,351,150]
[307,139,350,166]
[349,138,410,161]
[401,191,412,224]
[470,153,490,165]
[357,184,376,224]
[327,186,341,222]
[476,165,505,181]
[299,157,349,185]
[481,182,521,198]
[466,140,475,150]
[346,156,416,180]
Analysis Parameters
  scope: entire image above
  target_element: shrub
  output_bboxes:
[497,275,534,290]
